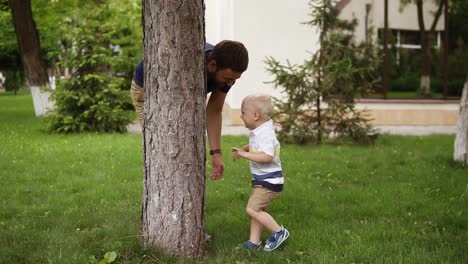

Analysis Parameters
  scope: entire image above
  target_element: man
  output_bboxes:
[130,40,249,181]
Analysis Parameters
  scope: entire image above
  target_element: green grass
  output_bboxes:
[1,91,467,263]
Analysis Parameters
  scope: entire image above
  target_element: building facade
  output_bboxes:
[205,0,319,125]
[205,0,457,127]
[337,0,445,46]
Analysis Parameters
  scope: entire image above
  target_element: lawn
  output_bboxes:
[1,91,467,263]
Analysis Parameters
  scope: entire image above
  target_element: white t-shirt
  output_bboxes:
[249,119,284,192]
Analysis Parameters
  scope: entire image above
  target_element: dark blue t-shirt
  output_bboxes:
[133,42,231,94]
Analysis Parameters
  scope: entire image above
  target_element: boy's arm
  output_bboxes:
[232,144,249,161]
[231,147,273,163]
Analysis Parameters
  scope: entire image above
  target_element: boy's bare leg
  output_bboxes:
[249,218,263,244]
[247,208,281,233]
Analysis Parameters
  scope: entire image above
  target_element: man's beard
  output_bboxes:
[207,71,215,87]
[207,71,224,89]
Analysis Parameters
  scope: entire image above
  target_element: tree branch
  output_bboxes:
[430,0,445,33]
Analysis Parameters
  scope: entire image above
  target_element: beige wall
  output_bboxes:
[205,0,319,117]
[227,101,460,126]
[206,1,451,126]
[356,102,459,125]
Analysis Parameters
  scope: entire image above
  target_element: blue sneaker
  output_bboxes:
[236,240,261,250]
[264,227,289,251]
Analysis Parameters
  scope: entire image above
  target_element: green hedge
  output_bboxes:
[389,75,419,92]
[390,76,464,97]
[431,78,465,97]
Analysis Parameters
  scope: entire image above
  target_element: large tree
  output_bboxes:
[8,0,52,115]
[141,0,206,260]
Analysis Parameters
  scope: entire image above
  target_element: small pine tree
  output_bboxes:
[46,5,132,133]
[266,0,380,144]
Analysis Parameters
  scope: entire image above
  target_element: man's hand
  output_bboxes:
[209,154,224,180]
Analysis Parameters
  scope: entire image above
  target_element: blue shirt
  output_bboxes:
[133,42,231,94]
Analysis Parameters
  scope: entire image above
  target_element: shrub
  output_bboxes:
[45,6,132,133]
[3,70,25,93]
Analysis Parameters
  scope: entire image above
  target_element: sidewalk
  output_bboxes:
[127,122,456,136]
[127,122,251,135]
[374,126,456,135]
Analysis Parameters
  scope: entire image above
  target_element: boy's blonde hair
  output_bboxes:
[243,94,273,119]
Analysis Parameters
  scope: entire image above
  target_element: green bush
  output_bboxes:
[448,79,465,96]
[431,79,465,97]
[3,70,25,93]
[430,78,443,93]
[390,75,419,92]
[45,5,132,133]
[46,75,132,133]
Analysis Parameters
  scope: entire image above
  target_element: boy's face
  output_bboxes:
[207,60,242,89]
[240,101,258,130]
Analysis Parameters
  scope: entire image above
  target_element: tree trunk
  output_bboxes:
[383,0,389,99]
[454,76,468,164]
[8,0,53,116]
[416,0,431,96]
[141,0,206,260]
[429,0,444,32]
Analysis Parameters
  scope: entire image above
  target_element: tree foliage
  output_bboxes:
[266,0,380,144]
[0,3,23,92]
[45,4,132,133]
[0,0,142,91]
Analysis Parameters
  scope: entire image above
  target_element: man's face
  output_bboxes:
[207,60,242,89]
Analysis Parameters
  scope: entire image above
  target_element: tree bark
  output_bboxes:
[383,0,389,99]
[416,0,431,96]
[429,0,444,32]
[442,0,449,98]
[8,0,53,116]
[141,0,206,260]
[454,76,468,164]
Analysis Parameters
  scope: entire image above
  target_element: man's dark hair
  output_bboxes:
[209,40,249,73]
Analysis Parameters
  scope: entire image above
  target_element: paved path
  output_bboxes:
[375,126,456,135]
[127,122,456,136]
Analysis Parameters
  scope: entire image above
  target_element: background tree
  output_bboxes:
[8,0,52,115]
[1,0,142,95]
[0,1,24,94]
[30,0,142,89]
[266,0,379,144]
[141,0,206,260]
[446,0,468,96]
[386,0,466,98]
[400,0,446,97]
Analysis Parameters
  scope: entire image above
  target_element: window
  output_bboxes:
[399,30,420,45]
[378,29,440,49]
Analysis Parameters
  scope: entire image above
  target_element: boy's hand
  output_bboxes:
[231,147,245,161]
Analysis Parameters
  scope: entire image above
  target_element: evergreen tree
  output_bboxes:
[46,4,132,133]
[266,0,380,144]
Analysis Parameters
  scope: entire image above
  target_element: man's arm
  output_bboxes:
[206,91,227,180]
